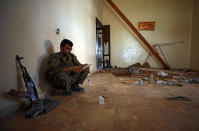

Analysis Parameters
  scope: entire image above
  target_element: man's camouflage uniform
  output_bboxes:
[46,52,89,92]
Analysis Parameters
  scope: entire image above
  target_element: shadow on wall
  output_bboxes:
[37,40,54,97]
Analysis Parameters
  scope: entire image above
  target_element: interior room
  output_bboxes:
[0,0,199,130]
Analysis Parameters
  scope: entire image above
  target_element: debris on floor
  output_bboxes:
[1,73,199,130]
[167,96,192,101]
[82,122,86,127]
[111,63,199,87]
[113,68,131,75]
[130,67,142,74]
[134,80,145,85]
[142,62,151,68]
[104,89,108,92]
[157,72,168,77]
[98,96,105,104]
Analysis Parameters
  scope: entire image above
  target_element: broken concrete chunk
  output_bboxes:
[155,80,176,86]
[157,72,168,77]
[127,63,142,69]
[167,81,175,86]
[142,62,151,68]
[155,80,166,85]
[134,80,144,85]
[130,67,142,74]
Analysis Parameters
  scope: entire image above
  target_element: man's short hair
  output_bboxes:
[60,39,73,47]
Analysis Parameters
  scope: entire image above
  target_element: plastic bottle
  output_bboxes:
[88,75,91,86]
[150,73,154,80]
[150,73,154,84]
[98,96,104,104]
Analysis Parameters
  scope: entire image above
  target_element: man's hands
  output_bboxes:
[62,64,89,73]
[72,65,83,73]
[73,64,90,73]
[80,64,90,71]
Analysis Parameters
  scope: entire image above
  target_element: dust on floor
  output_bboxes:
[1,73,199,131]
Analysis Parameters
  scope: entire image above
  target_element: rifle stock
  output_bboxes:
[8,89,30,98]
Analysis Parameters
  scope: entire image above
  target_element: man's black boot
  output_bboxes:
[63,88,73,96]
[71,84,84,92]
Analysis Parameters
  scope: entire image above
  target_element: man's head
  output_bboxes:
[60,39,73,56]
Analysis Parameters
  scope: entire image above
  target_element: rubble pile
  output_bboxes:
[111,63,199,87]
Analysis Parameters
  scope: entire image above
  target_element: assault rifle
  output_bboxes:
[8,55,59,118]
[8,55,39,102]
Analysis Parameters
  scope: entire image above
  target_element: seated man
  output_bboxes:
[46,39,89,95]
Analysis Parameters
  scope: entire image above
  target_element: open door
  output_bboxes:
[102,25,111,68]
[96,18,103,70]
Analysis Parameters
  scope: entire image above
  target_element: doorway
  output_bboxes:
[102,25,110,68]
[96,18,111,70]
[96,18,103,70]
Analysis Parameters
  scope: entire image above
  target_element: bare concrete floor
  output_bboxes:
[1,73,199,131]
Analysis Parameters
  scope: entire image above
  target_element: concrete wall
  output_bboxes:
[0,0,103,97]
[190,0,199,70]
[103,0,193,68]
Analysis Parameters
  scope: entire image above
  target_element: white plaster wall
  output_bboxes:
[103,0,193,68]
[0,0,103,96]
[190,0,199,70]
